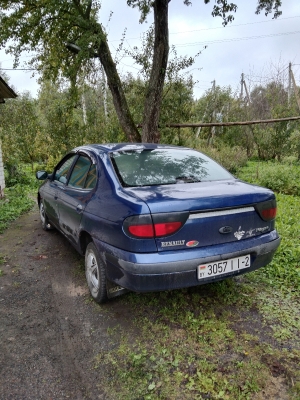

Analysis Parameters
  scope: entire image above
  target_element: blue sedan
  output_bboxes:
[36,143,280,303]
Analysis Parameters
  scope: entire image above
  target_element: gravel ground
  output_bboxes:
[0,205,129,400]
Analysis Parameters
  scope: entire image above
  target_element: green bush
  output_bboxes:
[4,162,33,187]
[289,130,300,161]
[0,163,39,232]
[0,185,34,233]
[198,144,248,174]
[45,154,64,172]
[238,161,300,196]
[259,193,300,291]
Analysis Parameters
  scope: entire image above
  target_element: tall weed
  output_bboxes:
[238,161,300,196]
[258,193,300,291]
[0,185,34,233]
[197,144,248,174]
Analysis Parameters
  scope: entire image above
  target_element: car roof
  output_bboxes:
[73,143,191,155]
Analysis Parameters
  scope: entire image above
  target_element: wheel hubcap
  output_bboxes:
[40,203,45,224]
[86,252,99,289]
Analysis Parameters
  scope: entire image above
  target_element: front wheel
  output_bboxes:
[85,242,108,303]
[39,201,53,231]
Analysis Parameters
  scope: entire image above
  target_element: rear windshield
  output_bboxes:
[111,148,233,187]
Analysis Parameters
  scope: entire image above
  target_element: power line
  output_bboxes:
[0,68,35,71]
[0,54,33,63]
[170,15,300,35]
[174,30,300,48]
[108,15,300,42]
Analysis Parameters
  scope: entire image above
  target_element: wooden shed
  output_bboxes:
[0,76,17,197]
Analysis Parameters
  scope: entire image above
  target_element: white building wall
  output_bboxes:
[0,142,5,198]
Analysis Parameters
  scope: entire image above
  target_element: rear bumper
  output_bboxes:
[94,230,280,293]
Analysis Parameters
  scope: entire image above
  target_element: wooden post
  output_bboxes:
[243,79,251,105]
[290,66,300,112]
[288,62,292,106]
[240,73,244,101]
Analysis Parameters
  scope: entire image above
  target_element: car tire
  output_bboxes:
[39,201,53,231]
[85,242,108,304]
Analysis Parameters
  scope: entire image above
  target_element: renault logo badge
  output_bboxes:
[219,226,232,234]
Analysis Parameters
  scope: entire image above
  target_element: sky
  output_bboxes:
[1,0,300,99]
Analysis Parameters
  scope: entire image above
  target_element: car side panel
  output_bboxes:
[57,186,94,244]
[80,209,157,253]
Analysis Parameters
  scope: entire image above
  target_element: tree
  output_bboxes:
[38,81,82,156]
[0,93,42,168]
[249,81,295,160]
[0,1,282,143]
[38,80,126,156]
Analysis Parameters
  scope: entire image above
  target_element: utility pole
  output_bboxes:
[240,73,244,101]
[209,80,216,145]
[240,73,251,104]
[288,62,292,106]
[212,79,216,91]
[290,64,300,112]
[244,80,251,105]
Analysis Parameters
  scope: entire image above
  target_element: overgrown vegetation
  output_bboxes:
[238,160,300,196]
[2,64,300,171]
[0,188,34,233]
[259,193,300,291]
[0,164,37,233]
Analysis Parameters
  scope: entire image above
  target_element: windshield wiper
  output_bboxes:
[175,176,201,183]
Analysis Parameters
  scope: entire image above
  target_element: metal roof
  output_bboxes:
[0,76,17,103]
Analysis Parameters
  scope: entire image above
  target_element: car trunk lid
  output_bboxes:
[124,180,276,251]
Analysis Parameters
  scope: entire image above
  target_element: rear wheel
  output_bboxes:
[85,242,108,303]
[39,201,52,231]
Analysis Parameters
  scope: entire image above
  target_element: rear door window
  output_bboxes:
[85,164,97,189]
[68,155,97,189]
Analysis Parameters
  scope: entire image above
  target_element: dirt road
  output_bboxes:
[0,205,128,399]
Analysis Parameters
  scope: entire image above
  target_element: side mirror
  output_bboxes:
[36,170,48,180]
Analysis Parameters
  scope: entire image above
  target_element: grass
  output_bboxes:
[0,185,35,233]
[238,161,300,292]
[257,193,300,292]
[0,163,38,233]
[97,279,300,399]
[0,254,5,276]
[237,160,300,196]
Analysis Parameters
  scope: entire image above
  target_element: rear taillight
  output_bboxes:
[256,200,277,221]
[154,222,182,237]
[123,212,189,239]
[128,224,154,237]
[261,207,277,220]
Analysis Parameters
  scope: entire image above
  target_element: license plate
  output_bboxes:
[197,254,251,280]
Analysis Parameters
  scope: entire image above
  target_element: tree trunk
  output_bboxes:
[97,26,141,143]
[141,0,170,143]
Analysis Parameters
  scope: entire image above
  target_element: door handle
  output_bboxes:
[76,204,83,213]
